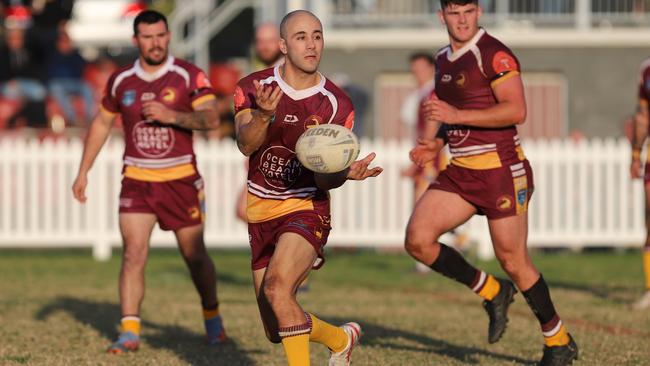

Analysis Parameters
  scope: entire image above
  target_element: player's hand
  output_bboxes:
[631,159,643,179]
[410,139,439,167]
[72,173,88,203]
[347,152,383,180]
[142,101,178,124]
[253,79,283,118]
[423,99,461,124]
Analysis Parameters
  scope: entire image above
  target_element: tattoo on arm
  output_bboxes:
[174,110,212,130]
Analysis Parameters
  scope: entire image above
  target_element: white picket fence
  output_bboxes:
[0,136,645,260]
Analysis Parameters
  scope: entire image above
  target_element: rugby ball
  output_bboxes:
[295,124,360,173]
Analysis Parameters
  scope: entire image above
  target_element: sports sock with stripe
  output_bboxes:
[279,321,312,366]
[521,275,570,346]
[306,313,348,353]
[120,316,141,336]
[429,243,500,300]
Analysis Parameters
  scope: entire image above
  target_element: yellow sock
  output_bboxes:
[121,316,141,335]
[478,275,501,301]
[643,252,650,291]
[281,334,310,366]
[307,313,348,353]
[203,307,220,320]
[544,324,570,347]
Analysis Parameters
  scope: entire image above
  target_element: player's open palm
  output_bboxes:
[347,152,383,180]
[410,139,439,167]
[254,80,283,117]
[72,174,88,203]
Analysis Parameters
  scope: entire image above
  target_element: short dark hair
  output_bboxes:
[279,10,320,40]
[409,52,434,65]
[440,0,478,9]
[133,10,168,35]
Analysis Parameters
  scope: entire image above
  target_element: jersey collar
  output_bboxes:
[135,55,175,82]
[273,64,326,100]
[446,28,485,62]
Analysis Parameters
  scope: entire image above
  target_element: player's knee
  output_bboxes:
[262,275,291,306]
[404,227,438,259]
[182,249,207,269]
[496,251,522,277]
[122,245,147,269]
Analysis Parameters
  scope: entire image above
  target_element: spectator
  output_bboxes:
[0,26,47,127]
[46,31,95,125]
[251,22,283,70]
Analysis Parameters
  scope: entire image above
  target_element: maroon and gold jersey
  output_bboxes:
[234,66,355,223]
[434,28,525,170]
[102,56,215,182]
[638,58,650,119]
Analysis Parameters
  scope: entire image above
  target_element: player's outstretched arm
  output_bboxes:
[72,109,117,203]
[141,98,220,130]
[314,153,383,191]
[424,73,526,128]
[631,109,648,179]
[235,80,283,156]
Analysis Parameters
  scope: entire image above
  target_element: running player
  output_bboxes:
[234,10,381,366]
[630,57,650,310]
[71,10,226,353]
[405,1,578,365]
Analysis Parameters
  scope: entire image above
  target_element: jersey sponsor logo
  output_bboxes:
[514,175,528,214]
[304,114,323,130]
[132,120,176,158]
[196,72,211,88]
[441,74,452,83]
[119,198,133,208]
[283,114,299,124]
[122,90,136,106]
[234,86,246,108]
[161,87,177,104]
[493,51,518,75]
[446,127,471,146]
[456,72,468,88]
[258,146,302,190]
[496,195,513,212]
[141,92,156,101]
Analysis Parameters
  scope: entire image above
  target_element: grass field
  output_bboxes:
[1,248,649,365]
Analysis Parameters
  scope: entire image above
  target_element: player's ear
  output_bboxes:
[437,10,446,26]
[131,34,138,48]
[279,38,288,55]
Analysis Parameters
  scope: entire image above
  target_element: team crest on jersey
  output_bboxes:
[455,72,468,88]
[234,86,245,108]
[258,146,302,190]
[122,90,136,106]
[441,74,452,83]
[304,114,323,130]
[132,120,175,158]
[161,87,177,104]
[493,51,518,74]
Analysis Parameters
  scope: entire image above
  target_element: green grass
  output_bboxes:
[0,248,649,365]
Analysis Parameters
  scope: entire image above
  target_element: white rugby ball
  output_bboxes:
[295,124,360,173]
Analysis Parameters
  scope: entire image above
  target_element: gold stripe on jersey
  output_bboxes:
[246,193,314,223]
[124,163,196,182]
[490,70,520,88]
[516,145,526,161]
[191,94,216,109]
[100,105,118,117]
[235,108,252,119]
[450,151,502,170]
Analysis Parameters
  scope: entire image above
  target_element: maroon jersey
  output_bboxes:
[102,56,215,181]
[234,66,355,223]
[434,29,525,170]
[638,58,650,122]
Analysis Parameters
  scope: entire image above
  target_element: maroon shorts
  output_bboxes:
[644,163,650,184]
[429,160,534,219]
[119,174,205,231]
[248,210,332,271]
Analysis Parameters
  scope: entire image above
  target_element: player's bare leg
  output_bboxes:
[405,189,516,344]
[108,213,157,354]
[489,214,578,364]
[633,182,650,310]
[261,232,357,366]
[175,224,226,343]
[253,267,281,343]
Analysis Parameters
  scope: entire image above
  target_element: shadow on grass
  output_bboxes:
[35,296,258,366]
[323,316,536,365]
[546,280,635,303]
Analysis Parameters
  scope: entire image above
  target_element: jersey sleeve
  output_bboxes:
[186,65,216,109]
[233,76,257,116]
[484,45,521,87]
[331,94,355,131]
[435,123,448,143]
[100,72,120,114]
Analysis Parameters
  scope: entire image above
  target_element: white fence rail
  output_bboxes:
[0,137,645,260]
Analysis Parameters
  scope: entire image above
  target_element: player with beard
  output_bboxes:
[405,1,578,365]
[234,10,381,366]
[253,22,284,69]
[72,10,226,353]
